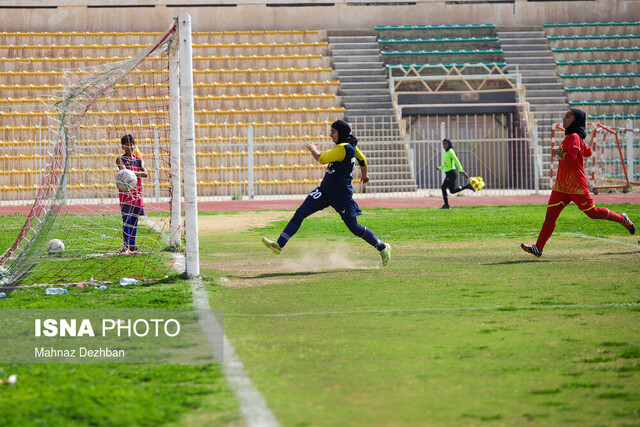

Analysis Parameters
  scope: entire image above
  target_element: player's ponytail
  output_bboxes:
[346,134,358,147]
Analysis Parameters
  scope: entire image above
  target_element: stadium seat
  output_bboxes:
[544,21,640,28]
[0,28,343,201]
[381,48,503,56]
[378,36,499,44]
[375,24,495,31]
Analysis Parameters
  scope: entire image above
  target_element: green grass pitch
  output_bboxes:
[1,203,639,426]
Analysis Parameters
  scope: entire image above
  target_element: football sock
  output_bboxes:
[361,227,386,250]
[277,230,293,249]
[341,215,386,250]
[277,209,309,248]
[536,203,563,250]
[584,207,623,222]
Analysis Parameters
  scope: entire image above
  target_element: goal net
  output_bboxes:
[587,123,636,193]
[550,122,639,193]
[1,16,197,287]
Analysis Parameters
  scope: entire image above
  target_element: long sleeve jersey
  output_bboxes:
[438,149,464,173]
[553,133,592,195]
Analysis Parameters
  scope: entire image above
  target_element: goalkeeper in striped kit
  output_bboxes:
[262,120,391,266]
[521,108,635,258]
[116,134,148,254]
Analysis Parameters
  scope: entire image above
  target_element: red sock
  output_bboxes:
[536,204,564,250]
[583,207,623,222]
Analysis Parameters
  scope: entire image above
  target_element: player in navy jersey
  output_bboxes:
[116,134,148,254]
[262,120,391,266]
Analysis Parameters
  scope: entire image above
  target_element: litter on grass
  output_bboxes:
[1,375,17,385]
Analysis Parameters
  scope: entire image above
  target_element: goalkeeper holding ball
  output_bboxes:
[262,120,391,266]
[116,134,147,254]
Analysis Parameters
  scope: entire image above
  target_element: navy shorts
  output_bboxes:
[300,187,362,219]
[121,204,145,217]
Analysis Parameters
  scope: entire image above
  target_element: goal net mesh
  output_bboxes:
[1,26,181,287]
[588,124,631,191]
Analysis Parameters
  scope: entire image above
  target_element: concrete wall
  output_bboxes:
[0,0,637,32]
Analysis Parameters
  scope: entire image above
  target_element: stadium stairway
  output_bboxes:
[498,27,568,189]
[327,30,416,193]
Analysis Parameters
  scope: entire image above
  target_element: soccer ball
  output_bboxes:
[46,239,65,255]
[469,176,485,192]
[115,169,137,192]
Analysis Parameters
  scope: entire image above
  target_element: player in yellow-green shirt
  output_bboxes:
[439,138,474,209]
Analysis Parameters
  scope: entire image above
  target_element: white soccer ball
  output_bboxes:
[115,169,137,192]
[46,239,65,255]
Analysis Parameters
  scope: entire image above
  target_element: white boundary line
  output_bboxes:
[174,254,279,427]
[191,277,279,427]
[139,215,172,244]
[563,232,640,249]
[226,303,640,318]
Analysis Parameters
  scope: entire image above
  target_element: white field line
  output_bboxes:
[563,232,640,249]
[174,254,279,427]
[191,277,279,427]
[226,303,640,318]
[139,215,172,245]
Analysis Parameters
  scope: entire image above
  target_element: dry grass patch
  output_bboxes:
[198,211,292,234]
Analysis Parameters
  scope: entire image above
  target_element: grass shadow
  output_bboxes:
[601,250,640,256]
[483,259,552,266]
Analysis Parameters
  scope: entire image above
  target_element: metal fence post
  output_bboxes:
[626,119,634,182]
[533,120,540,193]
[248,125,254,200]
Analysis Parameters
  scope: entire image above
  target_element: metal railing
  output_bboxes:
[407,113,536,191]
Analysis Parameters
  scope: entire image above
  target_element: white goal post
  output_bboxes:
[177,12,199,277]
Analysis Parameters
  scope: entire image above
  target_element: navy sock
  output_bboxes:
[277,219,301,248]
[362,227,386,251]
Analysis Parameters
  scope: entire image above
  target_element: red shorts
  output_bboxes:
[547,190,595,212]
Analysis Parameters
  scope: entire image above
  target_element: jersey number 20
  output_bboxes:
[309,188,322,199]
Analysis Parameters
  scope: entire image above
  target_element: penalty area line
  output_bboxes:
[226,302,640,318]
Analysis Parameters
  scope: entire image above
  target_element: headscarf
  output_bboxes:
[331,120,352,144]
[443,138,453,151]
[346,134,358,146]
[565,108,587,139]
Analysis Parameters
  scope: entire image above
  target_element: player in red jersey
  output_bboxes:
[116,134,148,254]
[521,108,635,258]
